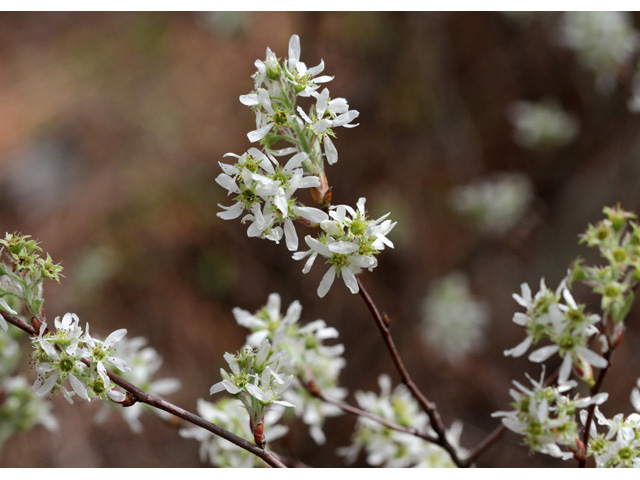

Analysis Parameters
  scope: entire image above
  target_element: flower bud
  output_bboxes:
[264,48,281,80]
[311,174,331,206]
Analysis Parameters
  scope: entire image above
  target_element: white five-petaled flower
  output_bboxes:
[293,197,395,297]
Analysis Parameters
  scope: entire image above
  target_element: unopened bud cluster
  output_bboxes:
[0,232,63,326]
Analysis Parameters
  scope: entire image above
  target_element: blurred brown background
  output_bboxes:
[1,11,640,467]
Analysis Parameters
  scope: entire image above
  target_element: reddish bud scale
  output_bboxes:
[311,174,331,207]
[250,417,266,448]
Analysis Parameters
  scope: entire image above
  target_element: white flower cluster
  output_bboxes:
[216,35,395,297]
[95,336,181,433]
[508,100,579,150]
[421,271,489,364]
[449,172,533,235]
[294,197,396,297]
[583,408,640,467]
[0,327,58,451]
[506,278,606,387]
[180,398,287,468]
[338,374,464,468]
[31,313,129,404]
[0,375,58,450]
[493,370,607,460]
[499,207,640,464]
[559,12,640,93]
[0,233,62,322]
[210,338,294,446]
[234,293,346,444]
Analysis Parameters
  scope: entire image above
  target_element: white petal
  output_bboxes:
[246,383,269,402]
[528,345,559,363]
[247,123,273,142]
[217,202,244,220]
[503,336,533,357]
[284,219,298,252]
[69,374,90,401]
[323,136,338,165]
[576,346,608,369]
[293,206,328,223]
[215,173,240,194]
[239,94,259,106]
[107,389,127,402]
[312,119,331,135]
[288,34,301,67]
[104,328,127,347]
[0,297,17,315]
[342,267,359,294]
[318,268,336,298]
[558,354,573,385]
[328,241,358,254]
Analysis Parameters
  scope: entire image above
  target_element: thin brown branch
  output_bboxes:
[356,277,464,467]
[579,348,614,468]
[461,424,506,466]
[2,312,287,468]
[299,375,438,444]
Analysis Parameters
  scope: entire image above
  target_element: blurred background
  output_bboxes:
[1,11,640,467]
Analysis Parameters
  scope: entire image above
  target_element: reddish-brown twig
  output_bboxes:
[356,277,464,467]
[299,374,438,444]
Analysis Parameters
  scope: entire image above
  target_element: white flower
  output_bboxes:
[508,100,579,150]
[294,198,395,297]
[339,374,458,467]
[421,272,489,364]
[559,12,640,93]
[492,369,607,461]
[449,172,534,235]
[180,398,288,467]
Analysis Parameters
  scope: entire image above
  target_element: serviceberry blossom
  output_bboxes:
[216,148,328,249]
[233,293,346,444]
[338,374,463,468]
[559,11,640,93]
[217,35,397,293]
[508,100,579,150]
[421,271,489,364]
[449,172,533,236]
[582,408,640,467]
[94,336,181,433]
[0,375,58,450]
[492,370,608,461]
[30,313,129,404]
[210,339,294,446]
[293,197,396,297]
[505,279,605,386]
[180,398,287,467]
[240,34,356,174]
